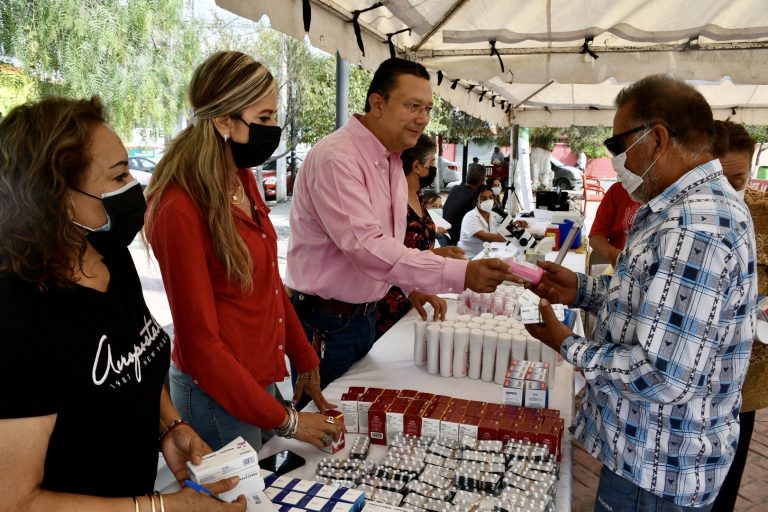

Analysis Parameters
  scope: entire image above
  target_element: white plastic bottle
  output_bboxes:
[414,320,428,366]
[494,332,513,385]
[511,333,527,361]
[439,327,455,378]
[452,328,470,378]
[426,324,441,375]
[468,328,484,379]
[481,330,498,382]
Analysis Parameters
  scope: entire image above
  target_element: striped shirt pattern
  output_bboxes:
[563,160,757,507]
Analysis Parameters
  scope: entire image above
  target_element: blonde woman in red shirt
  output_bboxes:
[145,51,342,451]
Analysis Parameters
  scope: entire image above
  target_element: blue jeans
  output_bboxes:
[290,296,376,410]
[169,364,278,451]
[594,466,713,512]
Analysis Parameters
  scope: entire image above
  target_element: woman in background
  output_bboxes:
[145,51,342,452]
[375,134,464,336]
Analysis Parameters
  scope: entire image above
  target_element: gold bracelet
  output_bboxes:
[154,492,165,512]
[132,496,140,512]
[147,493,157,512]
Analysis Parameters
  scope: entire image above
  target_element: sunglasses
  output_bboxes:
[603,126,648,156]
[604,124,679,156]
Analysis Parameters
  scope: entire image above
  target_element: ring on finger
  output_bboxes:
[326,416,335,424]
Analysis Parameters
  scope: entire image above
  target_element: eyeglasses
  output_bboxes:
[402,102,432,116]
[604,123,679,156]
[603,126,647,156]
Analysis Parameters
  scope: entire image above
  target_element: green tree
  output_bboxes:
[746,125,768,170]
[565,125,611,159]
[0,0,200,137]
[529,128,560,151]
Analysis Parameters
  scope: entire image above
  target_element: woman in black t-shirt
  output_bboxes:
[0,98,245,511]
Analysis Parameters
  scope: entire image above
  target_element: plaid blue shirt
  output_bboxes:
[564,160,757,507]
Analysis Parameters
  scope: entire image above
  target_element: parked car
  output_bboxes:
[128,157,157,189]
[128,156,157,173]
[438,156,460,187]
[259,157,300,200]
[550,156,583,190]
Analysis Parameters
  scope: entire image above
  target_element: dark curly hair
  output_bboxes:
[0,96,105,290]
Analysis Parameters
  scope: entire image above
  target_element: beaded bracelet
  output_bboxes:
[132,496,139,512]
[159,418,187,442]
[147,493,156,512]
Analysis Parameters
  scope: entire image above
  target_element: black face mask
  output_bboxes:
[419,165,437,189]
[229,118,282,169]
[73,180,147,255]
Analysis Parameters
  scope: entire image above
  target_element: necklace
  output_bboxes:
[230,178,244,204]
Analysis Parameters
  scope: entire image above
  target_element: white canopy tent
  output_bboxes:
[217,0,768,127]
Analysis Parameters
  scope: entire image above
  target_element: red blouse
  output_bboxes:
[148,168,319,429]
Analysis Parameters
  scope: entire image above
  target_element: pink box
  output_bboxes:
[319,410,346,454]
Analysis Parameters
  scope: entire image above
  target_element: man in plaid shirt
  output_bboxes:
[527,75,757,511]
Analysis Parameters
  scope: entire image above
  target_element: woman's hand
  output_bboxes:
[293,366,336,412]
[432,246,465,260]
[293,412,346,449]
[166,476,247,511]
[161,423,211,483]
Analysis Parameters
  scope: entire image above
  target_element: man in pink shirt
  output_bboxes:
[286,58,514,396]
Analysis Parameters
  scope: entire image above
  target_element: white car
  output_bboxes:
[438,156,460,187]
[129,169,152,188]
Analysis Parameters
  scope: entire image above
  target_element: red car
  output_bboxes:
[259,158,299,199]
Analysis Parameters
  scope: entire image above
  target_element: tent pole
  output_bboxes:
[336,52,350,129]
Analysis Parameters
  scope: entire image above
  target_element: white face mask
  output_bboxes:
[491,186,502,196]
[479,199,494,213]
[736,189,746,201]
[610,130,658,201]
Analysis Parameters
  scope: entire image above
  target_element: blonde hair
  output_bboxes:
[145,51,275,292]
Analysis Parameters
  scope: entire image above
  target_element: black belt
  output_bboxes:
[288,289,377,316]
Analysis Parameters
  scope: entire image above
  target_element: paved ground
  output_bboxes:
[131,195,768,510]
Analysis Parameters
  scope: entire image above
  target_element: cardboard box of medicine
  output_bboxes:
[540,408,561,419]
[364,387,384,397]
[391,397,412,410]
[420,404,443,439]
[385,402,409,442]
[521,406,543,419]
[449,398,470,409]
[330,487,365,509]
[320,410,345,454]
[497,417,518,445]
[513,417,539,443]
[402,405,424,437]
[459,415,481,440]
[477,417,500,441]
[398,389,418,399]
[367,401,389,445]
[357,392,379,434]
[187,438,258,484]
[502,404,524,417]
[439,410,464,442]
[347,386,366,395]
[466,401,486,416]
[432,394,452,404]
[380,388,399,397]
[502,378,525,407]
[415,392,435,402]
[323,501,354,512]
[536,422,560,460]
[340,393,361,433]
[524,380,548,409]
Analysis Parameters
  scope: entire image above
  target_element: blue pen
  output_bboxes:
[183,479,228,503]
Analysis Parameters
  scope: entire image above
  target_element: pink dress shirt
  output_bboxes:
[286,115,467,303]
